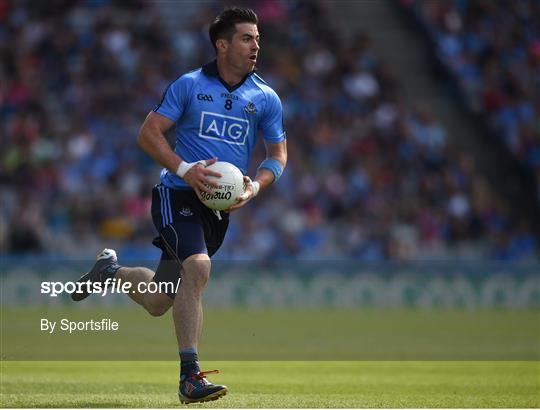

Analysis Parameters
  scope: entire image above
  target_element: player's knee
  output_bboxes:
[182,254,211,287]
[146,303,170,317]
[144,293,172,317]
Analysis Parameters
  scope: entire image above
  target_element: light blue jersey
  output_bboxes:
[153,60,286,189]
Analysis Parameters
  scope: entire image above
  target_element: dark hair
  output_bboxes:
[209,7,258,52]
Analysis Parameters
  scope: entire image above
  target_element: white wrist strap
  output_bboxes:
[240,180,260,201]
[176,160,207,178]
[251,181,260,197]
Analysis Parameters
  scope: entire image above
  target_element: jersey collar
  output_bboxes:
[202,60,254,93]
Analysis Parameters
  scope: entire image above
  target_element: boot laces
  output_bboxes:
[193,369,219,381]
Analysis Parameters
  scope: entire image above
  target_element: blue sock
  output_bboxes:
[180,348,200,381]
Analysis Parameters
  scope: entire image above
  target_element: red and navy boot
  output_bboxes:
[71,249,120,301]
[178,370,228,404]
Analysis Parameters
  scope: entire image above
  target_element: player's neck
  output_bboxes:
[216,59,247,88]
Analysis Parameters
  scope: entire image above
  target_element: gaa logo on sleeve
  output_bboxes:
[199,111,250,145]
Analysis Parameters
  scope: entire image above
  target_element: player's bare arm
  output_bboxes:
[137,111,221,196]
[228,139,287,211]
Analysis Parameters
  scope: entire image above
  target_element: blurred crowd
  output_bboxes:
[1,0,538,261]
[405,0,540,200]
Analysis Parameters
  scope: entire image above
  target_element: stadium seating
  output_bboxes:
[1,0,537,260]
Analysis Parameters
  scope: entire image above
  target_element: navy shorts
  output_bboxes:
[150,184,229,298]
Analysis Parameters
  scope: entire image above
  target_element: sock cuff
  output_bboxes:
[180,347,198,355]
[105,264,121,278]
[180,348,198,363]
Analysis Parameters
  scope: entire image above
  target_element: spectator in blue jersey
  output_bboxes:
[70,7,287,404]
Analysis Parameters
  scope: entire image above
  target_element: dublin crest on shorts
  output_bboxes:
[179,207,193,217]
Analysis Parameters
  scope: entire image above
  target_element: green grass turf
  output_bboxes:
[1,361,538,408]
[2,308,539,360]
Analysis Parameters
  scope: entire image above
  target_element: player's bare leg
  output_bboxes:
[72,249,172,316]
[116,266,173,316]
[174,254,208,349]
[174,253,227,403]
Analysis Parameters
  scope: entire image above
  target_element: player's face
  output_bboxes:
[225,23,260,75]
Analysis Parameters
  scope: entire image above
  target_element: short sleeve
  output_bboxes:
[259,89,286,143]
[153,76,191,122]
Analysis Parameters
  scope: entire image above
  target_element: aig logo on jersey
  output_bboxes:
[199,111,249,145]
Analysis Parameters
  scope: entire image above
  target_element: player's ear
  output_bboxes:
[216,38,228,53]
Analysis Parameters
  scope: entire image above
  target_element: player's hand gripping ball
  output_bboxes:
[200,161,246,211]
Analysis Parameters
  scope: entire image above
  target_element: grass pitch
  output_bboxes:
[1,308,539,407]
[1,361,539,408]
[2,308,538,360]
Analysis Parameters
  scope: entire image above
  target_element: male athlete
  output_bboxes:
[71,7,287,404]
